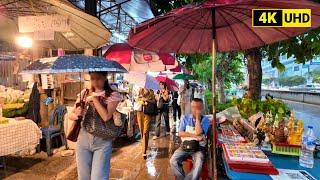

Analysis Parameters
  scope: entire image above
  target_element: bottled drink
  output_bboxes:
[0,104,2,117]
[299,126,316,168]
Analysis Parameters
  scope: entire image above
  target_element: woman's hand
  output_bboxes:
[74,106,83,117]
[86,95,96,103]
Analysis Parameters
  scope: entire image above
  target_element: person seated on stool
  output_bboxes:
[170,98,210,180]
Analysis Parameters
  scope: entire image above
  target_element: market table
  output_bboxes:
[0,119,41,156]
[223,153,320,180]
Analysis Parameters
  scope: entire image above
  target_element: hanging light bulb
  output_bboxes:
[16,36,33,48]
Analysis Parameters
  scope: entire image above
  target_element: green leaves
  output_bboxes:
[278,75,306,87]
[231,97,289,119]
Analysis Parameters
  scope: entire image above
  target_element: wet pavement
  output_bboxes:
[110,135,176,180]
[284,100,320,137]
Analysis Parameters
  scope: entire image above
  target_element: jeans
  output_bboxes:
[76,128,112,180]
[136,111,151,154]
[170,148,205,180]
[172,104,181,122]
[155,104,170,137]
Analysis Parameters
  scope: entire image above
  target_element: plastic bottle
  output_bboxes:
[299,126,316,168]
[0,104,2,117]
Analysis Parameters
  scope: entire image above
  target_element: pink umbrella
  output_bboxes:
[155,76,179,91]
[103,43,177,72]
[128,0,320,178]
[170,65,183,73]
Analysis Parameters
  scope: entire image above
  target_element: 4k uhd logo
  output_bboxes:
[252,9,311,27]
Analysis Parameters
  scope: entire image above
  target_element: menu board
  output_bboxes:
[224,143,269,163]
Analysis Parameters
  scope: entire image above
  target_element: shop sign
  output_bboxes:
[18,15,70,33]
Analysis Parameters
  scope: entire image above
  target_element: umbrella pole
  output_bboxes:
[211,8,218,180]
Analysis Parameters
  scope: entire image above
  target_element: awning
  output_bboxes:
[0,0,111,50]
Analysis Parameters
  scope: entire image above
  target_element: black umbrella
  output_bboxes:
[20,54,127,74]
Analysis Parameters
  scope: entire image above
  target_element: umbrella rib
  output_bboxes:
[217,10,242,50]
[41,0,109,32]
[176,11,208,53]
[140,11,201,51]
[70,28,95,48]
[220,9,266,45]
[56,32,79,50]
[196,10,211,53]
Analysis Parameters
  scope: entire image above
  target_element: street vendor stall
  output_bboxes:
[0,118,41,157]
[223,154,320,180]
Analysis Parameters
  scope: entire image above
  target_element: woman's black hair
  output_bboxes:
[185,80,190,89]
[160,82,168,90]
[89,71,114,97]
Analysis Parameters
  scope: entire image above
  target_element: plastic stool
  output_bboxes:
[174,158,209,180]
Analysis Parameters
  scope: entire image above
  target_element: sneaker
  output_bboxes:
[152,136,158,140]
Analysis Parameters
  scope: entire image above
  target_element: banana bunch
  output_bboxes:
[0,117,9,124]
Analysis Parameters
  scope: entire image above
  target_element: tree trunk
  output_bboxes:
[217,79,226,103]
[245,48,262,100]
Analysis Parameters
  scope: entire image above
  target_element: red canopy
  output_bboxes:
[103,43,176,65]
[128,0,320,53]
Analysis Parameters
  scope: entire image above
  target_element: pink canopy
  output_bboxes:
[103,43,177,72]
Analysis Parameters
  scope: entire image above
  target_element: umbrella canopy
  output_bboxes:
[0,0,110,50]
[20,54,127,74]
[128,0,320,178]
[103,43,178,72]
[170,66,183,73]
[155,76,179,91]
[129,0,320,53]
[124,72,160,90]
[173,73,194,80]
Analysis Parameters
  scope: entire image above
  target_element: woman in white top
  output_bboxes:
[179,80,192,116]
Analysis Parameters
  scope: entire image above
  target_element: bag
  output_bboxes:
[157,97,164,109]
[143,101,157,115]
[133,102,142,111]
[181,140,200,152]
[67,89,89,142]
[82,99,125,139]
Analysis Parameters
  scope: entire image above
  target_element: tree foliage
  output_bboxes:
[278,75,306,87]
[310,69,320,83]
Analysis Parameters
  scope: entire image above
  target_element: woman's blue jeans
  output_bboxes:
[76,128,112,180]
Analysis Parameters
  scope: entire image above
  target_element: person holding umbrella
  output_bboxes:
[136,88,156,159]
[69,71,122,180]
[153,82,170,139]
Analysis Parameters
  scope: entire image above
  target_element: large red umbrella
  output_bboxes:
[103,43,177,72]
[128,0,320,178]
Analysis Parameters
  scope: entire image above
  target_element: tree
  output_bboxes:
[278,75,306,87]
[187,52,244,103]
[310,69,320,83]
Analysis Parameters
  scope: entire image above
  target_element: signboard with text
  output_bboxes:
[18,15,70,33]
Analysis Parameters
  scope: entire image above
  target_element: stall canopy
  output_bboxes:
[0,0,111,50]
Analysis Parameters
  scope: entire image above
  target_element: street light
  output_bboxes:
[16,36,33,48]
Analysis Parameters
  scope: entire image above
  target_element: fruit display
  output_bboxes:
[2,103,29,118]
[0,117,9,124]
[0,86,31,104]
